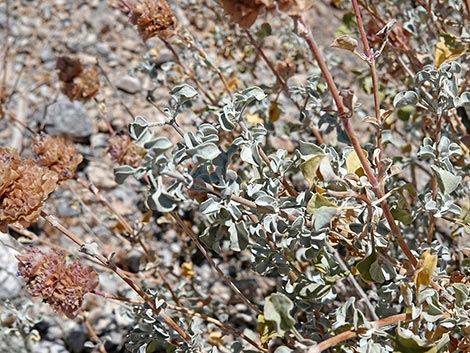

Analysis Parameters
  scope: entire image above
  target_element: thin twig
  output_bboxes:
[160,38,217,106]
[7,110,37,135]
[95,59,135,119]
[91,290,267,352]
[170,212,261,314]
[178,32,234,100]
[414,0,442,35]
[307,313,413,353]
[81,313,108,353]
[1,0,10,88]
[76,178,133,235]
[40,211,191,343]
[244,30,324,144]
[75,177,153,259]
[329,246,379,321]
[167,303,267,352]
[94,97,115,134]
[295,15,417,267]
[356,0,423,72]
[10,93,27,151]
[465,0,470,22]
[8,225,63,251]
[351,0,383,161]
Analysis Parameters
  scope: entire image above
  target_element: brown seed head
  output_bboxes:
[0,148,58,230]
[129,0,176,41]
[274,58,297,78]
[31,134,83,181]
[17,247,99,319]
[56,56,83,82]
[56,56,100,101]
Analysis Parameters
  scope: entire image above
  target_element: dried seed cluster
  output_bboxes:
[0,148,58,231]
[56,56,100,101]
[108,131,146,167]
[32,134,83,182]
[221,0,314,28]
[17,247,99,319]
[129,0,176,41]
[221,0,275,29]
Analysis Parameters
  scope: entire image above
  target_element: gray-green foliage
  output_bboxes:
[0,300,42,353]
[115,1,470,352]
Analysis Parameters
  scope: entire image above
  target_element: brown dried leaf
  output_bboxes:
[331,35,358,52]
[221,0,274,29]
[56,56,83,82]
[276,0,314,15]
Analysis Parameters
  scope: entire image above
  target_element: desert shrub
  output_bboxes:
[1,0,470,352]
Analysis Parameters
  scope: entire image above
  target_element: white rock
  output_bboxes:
[116,75,141,94]
[0,233,22,300]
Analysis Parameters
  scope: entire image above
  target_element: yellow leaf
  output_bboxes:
[268,101,282,122]
[345,149,368,176]
[141,210,153,223]
[434,41,466,68]
[413,249,437,288]
[315,184,326,194]
[332,0,342,8]
[227,77,240,91]
[300,155,324,188]
[257,314,280,346]
[246,112,264,125]
[208,331,223,346]
[181,261,195,278]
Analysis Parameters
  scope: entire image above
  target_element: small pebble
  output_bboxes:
[96,42,110,57]
[116,75,142,94]
[39,46,54,62]
[0,233,22,300]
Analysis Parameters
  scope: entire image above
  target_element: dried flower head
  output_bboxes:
[0,148,58,231]
[56,56,83,82]
[276,0,314,15]
[31,134,83,181]
[128,0,176,41]
[221,0,274,29]
[108,131,146,167]
[56,56,100,101]
[17,247,99,319]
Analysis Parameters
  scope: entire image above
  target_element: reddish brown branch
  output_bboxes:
[307,313,412,353]
[40,211,191,343]
[295,16,417,267]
